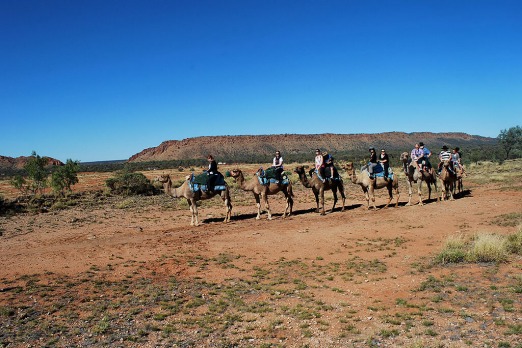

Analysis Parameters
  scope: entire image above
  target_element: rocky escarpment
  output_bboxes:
[128,132,496,162]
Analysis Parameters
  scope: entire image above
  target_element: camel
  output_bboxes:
[156,174,232,226]
[453,165,465,196]
[294,166,346,215]
[400,152,439,206]
[344,162,399,210]
[228,169,293,220]
[438,160,457,201]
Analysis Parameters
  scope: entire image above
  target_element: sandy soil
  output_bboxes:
[1,165,521,347]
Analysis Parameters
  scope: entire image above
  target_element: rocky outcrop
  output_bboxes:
[128,132,496,162]
[0,155,64,169]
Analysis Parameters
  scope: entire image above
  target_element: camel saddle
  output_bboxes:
[189,172,226,192]
[257,167,289,186]
[363,164,394,180]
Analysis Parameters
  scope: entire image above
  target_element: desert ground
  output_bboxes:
[1,161,521,347]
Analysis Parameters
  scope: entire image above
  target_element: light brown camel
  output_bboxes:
[400,152,439,206]
[439,160,457,201]
[453,165,465,196]
[156,174,232,226]
[228,169,293,220]
[344,162,400,210]
[294,166,345,215]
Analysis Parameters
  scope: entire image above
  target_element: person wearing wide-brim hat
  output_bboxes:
[438,145,452,173]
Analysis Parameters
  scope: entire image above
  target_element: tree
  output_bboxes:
[498,126,522,160]
[50,159,80,195]
[10,151,49,195]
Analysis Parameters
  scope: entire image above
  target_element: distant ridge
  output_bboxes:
[0,155,63,170]
[128,132,497,162]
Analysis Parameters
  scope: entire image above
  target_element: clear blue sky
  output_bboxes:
[1,0,521,162]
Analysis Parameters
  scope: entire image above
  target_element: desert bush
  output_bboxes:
[435,234,467,264]
[506,225,522,254]
[468,233,509,263]
[106,170,155,196]
[435,231,520,265]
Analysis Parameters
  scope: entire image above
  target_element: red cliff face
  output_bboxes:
[127,132,496,162]
[0,155,64,169]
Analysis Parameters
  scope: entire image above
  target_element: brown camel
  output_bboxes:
[344,162,399,210]
[156,174,232,226]
[228,169,293,220]
[400,152,439,206]
[439,160,457,201]
[294,166,345,215]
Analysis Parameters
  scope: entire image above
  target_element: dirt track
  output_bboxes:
[1,164,521,347]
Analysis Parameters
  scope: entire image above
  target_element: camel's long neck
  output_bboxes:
[164,181,181,198]
[236,173,255,191]
[350,167,359,184]
[297,172,312,188]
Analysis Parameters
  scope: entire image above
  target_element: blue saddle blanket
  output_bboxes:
[363,164,394,180]
[188,173,226,192]
[257,174,290,186]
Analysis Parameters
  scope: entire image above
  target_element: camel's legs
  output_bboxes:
[313,190,321,213]
[368,184,377,210]
[330,190,338,213]
[282,189,292,218]
[221,192,232,223]
[339,184,346,212]
[417,181,423,206]
[189,199,199,226]
[262,193,272,220]
[254,194,262,220]
[394,186,400,207]
[318,188,326,215]
[406,181,413,206]
[363,188,371,209]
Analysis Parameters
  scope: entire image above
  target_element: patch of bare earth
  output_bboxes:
[1,163,521,347]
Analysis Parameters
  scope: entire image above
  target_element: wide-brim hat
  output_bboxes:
[442,145,449,150]
[419,142,424,146]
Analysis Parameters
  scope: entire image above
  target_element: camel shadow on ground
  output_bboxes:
[202,204,364,223]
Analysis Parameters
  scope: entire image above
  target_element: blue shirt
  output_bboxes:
[422,147,431,157]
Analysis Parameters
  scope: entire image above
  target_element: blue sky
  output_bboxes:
[1,0,521,162]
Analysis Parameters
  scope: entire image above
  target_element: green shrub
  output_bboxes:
[50,159,80,195]
[435,234,468,264]
[106,170,155,196]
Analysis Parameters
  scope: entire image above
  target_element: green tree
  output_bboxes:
[498,126,522,159]
[10,151,49,195]
[106,168,155,195]
[50,159,80,195]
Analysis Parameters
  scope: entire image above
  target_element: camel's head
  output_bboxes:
[228,169,242,179]
[293,166,305,175]
[400,152,409,162]
[155,174,171,184]
[344,162,354,171]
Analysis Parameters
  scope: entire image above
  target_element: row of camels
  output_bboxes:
[156,159,464,226]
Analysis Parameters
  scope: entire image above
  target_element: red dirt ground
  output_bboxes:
[1,165,521,347]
